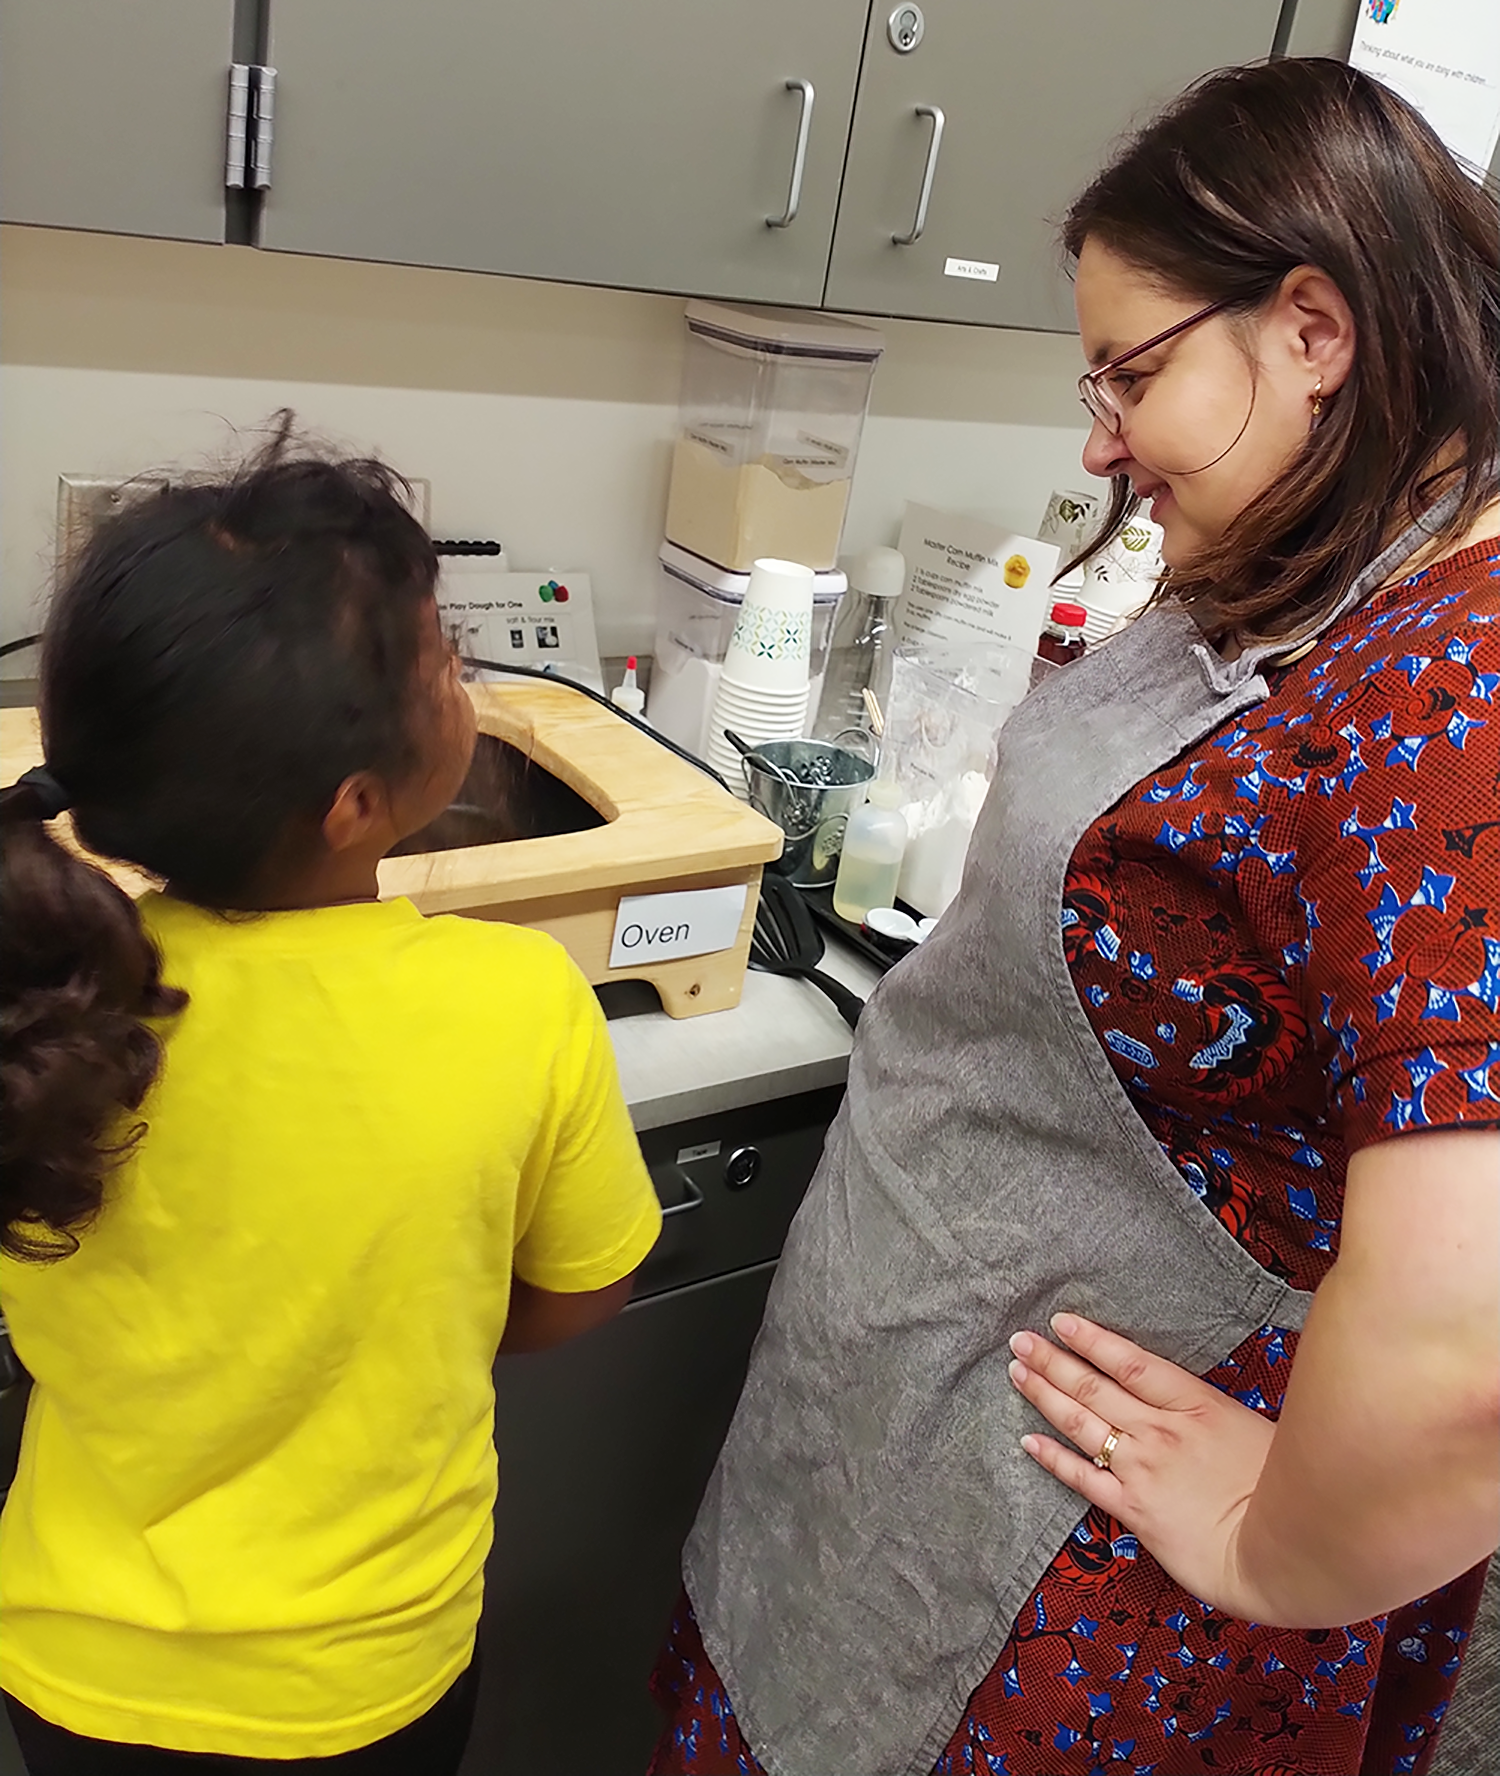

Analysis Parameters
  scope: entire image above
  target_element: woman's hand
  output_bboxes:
[1008,1313,1277,1620]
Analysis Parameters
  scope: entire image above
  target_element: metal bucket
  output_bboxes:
[741,739,875,886]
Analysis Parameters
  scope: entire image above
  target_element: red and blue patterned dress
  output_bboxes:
[650,539,1500,1776]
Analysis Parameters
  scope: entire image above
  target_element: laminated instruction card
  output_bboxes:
[895,502,1059,659]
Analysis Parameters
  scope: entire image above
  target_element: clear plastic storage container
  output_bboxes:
[647,542,845,758]
[664,301,884,574]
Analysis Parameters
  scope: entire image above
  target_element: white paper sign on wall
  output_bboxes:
[608,884,749,969]
[1351,0,1500,178]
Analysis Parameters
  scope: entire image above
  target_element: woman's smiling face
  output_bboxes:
[1074,238,1354,571]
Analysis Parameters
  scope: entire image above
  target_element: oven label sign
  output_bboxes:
[609,884,749,968]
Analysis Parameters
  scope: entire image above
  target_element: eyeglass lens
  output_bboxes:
[1080,377,1123,434]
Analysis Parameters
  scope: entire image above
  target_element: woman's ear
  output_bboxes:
[1275,264,1357,397]
[321,772,395,855]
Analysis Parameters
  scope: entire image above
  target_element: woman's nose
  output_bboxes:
[1081,416,1132,480]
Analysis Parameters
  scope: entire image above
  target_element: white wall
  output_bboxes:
[0,225,1094,674]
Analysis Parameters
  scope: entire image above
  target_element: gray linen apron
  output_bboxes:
[685,512,1457,1776]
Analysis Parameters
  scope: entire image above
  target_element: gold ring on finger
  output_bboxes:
[1092,1426,1122,1471]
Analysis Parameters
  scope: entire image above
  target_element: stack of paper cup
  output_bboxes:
[1036,490,1163,646]
[1080,515,1164,643]
[704,558,814,791]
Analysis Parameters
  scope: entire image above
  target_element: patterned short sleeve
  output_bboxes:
[1296,557,1500,1150]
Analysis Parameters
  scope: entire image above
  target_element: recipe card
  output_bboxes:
[896,502,1059,657]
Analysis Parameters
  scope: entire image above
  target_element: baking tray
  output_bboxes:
[798,883,923,973]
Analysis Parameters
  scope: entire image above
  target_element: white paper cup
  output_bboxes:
[744,557,818,608]
[721,558,814,691]
[1036,489,1103,559]
[715,676,813,709]
[711,678,810,723]
[722,610,813,691]
[706,672,811,793]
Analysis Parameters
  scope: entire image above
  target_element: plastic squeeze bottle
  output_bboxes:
[611,656,646,718]
[833,780,908,925]
[1029,601,1088,690]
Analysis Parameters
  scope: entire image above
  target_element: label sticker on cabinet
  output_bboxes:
[944,257,999,282]
[676,1140,722,1165]
[609,883,749,968]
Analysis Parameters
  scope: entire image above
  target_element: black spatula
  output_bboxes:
[750,873,865,1029]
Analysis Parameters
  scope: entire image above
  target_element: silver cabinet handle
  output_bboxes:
[892,104,945,246]
[652,1165,706,1218]
[766,78,815,228]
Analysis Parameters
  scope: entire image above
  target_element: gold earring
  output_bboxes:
[1311,377,1324,421]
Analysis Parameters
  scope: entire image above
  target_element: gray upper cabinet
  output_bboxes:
[257,0,868,307]
[0,0,237,242]
[1279,0,1360,60]
[823,0,1285,329]
[0,0,1380,324]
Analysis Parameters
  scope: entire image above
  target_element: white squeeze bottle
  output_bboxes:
[610,656,646,718]
[833,779,908,925]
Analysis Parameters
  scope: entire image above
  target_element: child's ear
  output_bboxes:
[321,772,394,854]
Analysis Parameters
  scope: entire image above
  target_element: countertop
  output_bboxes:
[0,694,877,1129]
[600,931,883,1131]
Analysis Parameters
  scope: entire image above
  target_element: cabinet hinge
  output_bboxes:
[225,63,277,191]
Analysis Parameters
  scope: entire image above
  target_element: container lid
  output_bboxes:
[1051,600,1089,628]
[684,300,884,362]
[659,539,847,604]
[864,906,920,943]
[866,779,905,811]
[849,545,906,601]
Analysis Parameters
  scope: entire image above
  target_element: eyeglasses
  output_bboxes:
[1078,298,1232,435]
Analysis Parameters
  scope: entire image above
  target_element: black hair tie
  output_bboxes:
[11,765,74,821]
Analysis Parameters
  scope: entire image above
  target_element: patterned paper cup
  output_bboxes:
[721,558,815,691]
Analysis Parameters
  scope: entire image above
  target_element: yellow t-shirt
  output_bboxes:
[0,893,661,1755]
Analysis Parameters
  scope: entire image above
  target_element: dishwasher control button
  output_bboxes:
[723,1146,762,1190]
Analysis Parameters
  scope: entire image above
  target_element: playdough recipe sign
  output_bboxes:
[1351,0,1500,177]
[609,884,748,968]
[896,502,1059,656]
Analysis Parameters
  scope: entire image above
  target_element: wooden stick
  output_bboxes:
[861,685,885,737]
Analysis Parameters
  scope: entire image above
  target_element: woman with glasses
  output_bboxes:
[650,56,1498,1776]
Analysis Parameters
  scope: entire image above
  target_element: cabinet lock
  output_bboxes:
[723,1146,762,1190]
[888,5,925,53]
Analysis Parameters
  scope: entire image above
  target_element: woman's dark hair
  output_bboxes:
[1,416,438,1259]
[1062,57,1500,642]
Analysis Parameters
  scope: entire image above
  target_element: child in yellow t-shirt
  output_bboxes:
[0,433,662,1772]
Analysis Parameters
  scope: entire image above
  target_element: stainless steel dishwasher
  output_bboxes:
[457,1082,842,1776]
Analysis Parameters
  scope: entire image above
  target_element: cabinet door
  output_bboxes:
[0,0,236,242]
[824,0,1284,329]
[465,1264,778,1776]
[259,0,867,306]
[1279,0,1359,60]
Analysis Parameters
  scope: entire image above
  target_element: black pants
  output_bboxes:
[3,1661,479,1776]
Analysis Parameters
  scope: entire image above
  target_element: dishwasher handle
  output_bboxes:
[651,1163,706,1218]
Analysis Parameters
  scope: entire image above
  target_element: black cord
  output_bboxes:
[459,656,730,792]
[0,633,42,661]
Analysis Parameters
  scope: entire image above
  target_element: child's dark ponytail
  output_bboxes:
[1,772,185,1260]
[1,416,437,1261]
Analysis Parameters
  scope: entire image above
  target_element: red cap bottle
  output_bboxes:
[1031,600,1089,689]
